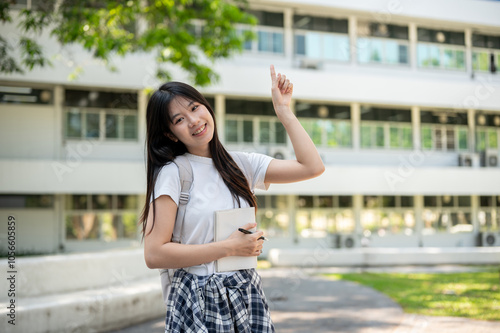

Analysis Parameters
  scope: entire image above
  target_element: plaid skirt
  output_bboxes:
[165,268,275,333]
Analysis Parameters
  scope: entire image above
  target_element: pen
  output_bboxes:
[238,228,268,241]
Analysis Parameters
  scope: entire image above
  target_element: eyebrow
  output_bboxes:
[170,100,195,122]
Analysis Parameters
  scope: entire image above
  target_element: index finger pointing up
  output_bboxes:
[270,64,277,82]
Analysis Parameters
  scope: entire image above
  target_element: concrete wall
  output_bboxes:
[268,247,500,267]
[0,210,59,255]
[0,104,57,159]
[0,249,164,333]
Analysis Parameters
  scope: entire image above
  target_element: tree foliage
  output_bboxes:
[0,0,256,86]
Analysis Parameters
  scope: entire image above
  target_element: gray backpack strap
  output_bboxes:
[171,155,193,243]
[159,154,193,308]
[230,152,253,188]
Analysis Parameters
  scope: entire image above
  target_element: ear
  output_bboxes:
[165,132,178,142]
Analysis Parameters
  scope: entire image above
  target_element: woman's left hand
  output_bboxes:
[270,64,293,112]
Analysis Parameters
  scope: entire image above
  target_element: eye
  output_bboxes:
[174,117,184,125]
[191,105,199,112]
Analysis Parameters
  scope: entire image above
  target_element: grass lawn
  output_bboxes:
[325,267,500,321]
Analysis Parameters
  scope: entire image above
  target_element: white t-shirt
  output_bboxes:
[153,151,273,276]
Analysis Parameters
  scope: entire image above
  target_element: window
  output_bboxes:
[476,113,500,151]
[64,90,138,141]
[360,107,412,149]
[357,22,409,65]
[65,194,139,241]
[421,111,468,151]
[296,195,354,238]
[240,11,284,54]
[256,195,290,238]
[472,33,500,73]
[296,102,351,148]
[0,195,54,208]
[422,195,473,234]
[0,85,53,105]
[361,195,415,236]
[225,99,286,145]
[294,15,349,62]
[417,28,465,70]
[478,196,500,232]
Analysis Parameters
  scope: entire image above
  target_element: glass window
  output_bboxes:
[64,90,138,141]
[243,120,253,143]
[362,195,415,236]
[66,109,82,138]
[65,194,139,240]
[422,195,472,234]
[260,121,270,143]
[293,15,348,33]
[92,195,112,210]
[85,113,100,138]
[0,86,53,105]
[295,103,351,148]
[105,114,119,139]
[225,119,238,143]
[123,115,137,139]
[417,28,466,71]
[65,90,137,109]
[255,195,290,238]
[357,38,409,65]
[476,113,500,151]
[295,32,349,62]
[0,195,54,208]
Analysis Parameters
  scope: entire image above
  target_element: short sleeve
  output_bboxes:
[236,152,273,191]
[151,163,181,206]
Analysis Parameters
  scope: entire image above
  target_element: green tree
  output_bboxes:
[0,0,256,86]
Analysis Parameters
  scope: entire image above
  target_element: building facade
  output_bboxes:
[1,0,500,256]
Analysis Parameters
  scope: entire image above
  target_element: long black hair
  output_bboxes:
[140,81,256,237]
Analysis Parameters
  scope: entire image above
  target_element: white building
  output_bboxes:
[1,0,500,258]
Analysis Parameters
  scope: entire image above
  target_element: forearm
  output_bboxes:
[276,106,324,174]
[145,239,235,269]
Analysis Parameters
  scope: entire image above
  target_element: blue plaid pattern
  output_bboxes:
[165,269,275,333]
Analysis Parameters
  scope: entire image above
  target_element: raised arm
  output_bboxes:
[264,65,325,184]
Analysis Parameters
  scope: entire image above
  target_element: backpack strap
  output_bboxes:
[171,155,193,244]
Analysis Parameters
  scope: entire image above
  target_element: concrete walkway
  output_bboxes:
[108,267,500,333]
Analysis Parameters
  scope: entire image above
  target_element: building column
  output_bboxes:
[411,106,421,150]
[467,109,476,152]
[353,194,363,235]
[414,195,424,247]
[348,16,357,66]
[138,89,147,147]
[54,85,64,159]
[283,7,294,63]
[58,194,66,252]
[408,22,418,71]
[288,195,298,244]
[351,103,360,150]
[471,195,479,234]
[215,94,225,144]
[465,28,473,77]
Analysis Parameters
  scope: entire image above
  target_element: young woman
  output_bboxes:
[141,65,324,332]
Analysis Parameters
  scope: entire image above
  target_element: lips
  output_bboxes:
[192,124,207,136]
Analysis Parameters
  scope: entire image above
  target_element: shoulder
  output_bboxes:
[230,151,273,168]
[156,162,180,182]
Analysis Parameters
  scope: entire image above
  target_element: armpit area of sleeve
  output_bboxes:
[253,154,273,191]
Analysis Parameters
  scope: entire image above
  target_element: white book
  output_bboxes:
[214,207,258,273]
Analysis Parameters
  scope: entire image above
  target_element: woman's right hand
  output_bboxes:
[226,222,264,257]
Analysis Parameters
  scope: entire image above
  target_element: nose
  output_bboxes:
[186,113,199,128]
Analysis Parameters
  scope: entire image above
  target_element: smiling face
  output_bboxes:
[166,96,215,157]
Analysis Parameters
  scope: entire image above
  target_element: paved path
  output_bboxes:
[108,267,500,333]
